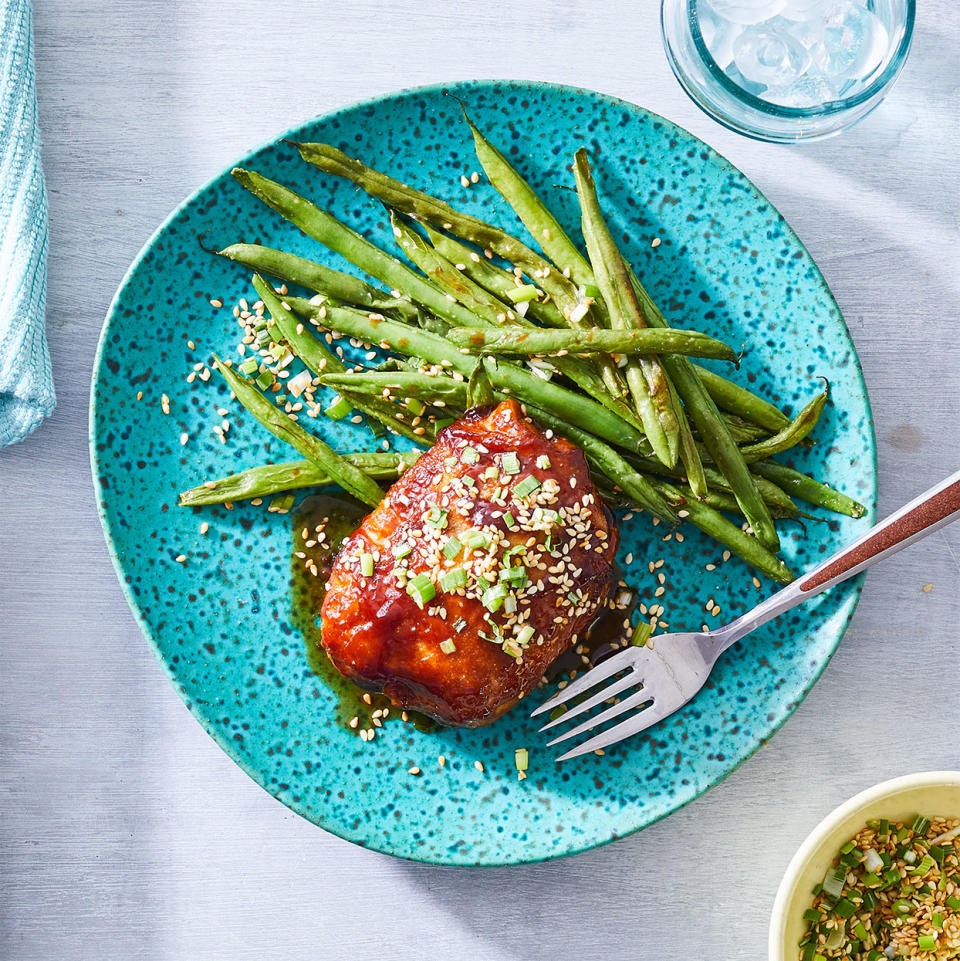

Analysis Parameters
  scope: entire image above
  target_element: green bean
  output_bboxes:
[212,356,383,507]
[463,112,593,286]
[751,460,867,518]
[521,404,676,522]
[390,213,506,328]
[625,264,779,551]
[691,364,791,434]
[218,242,416,318]
[292,141,587,317]
[293,301,647,451]
[422,224,565,328]
[446,326,737,361]
[669,378,707,499]
[719,413,772,444]
[179,451,422,506]
[652,481,795,584]
[251,274,345,375]
[231,168,482,330]
[575,149,680,467]
[738,389,828,463]
[321,370,468,403]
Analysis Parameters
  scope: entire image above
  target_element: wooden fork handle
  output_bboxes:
[799,469,960,593]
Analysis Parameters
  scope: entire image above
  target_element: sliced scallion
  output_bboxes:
[359,553,374,577]
[406,573,435,609]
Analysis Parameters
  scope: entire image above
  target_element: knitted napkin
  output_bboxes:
[0,0,53,447]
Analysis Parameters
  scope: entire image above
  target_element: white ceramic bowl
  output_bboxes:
[769,771,960,961]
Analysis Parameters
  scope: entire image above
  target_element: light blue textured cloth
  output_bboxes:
[0,0,53,447]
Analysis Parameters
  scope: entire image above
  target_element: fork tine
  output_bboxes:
[537,671,643,733]
[529,648,636,718]
[546,687,652,747]
[555,699,675,761]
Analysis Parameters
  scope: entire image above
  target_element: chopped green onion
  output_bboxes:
[833,899,856,919]
[500,451,521,474]
[324,393,351,420]
[452,617,467,633]
[269,493,295,513]
[239,357,259,374]
[442,536,462,559]
[462,475,476,488]
[930,845,947,865]
[503,511,517,530]
[503,595,517,614]
[435,417,456,430]
[439,639,456,655]
[912,815,931,835]
[425,507,448,528]
[255,369,275,390]
[502,640,522,659]
[499,566,527,588]
[852,922,868,941]
[405,396,426,416]
[860,891,877,911]
[802,909,822,923]
[482,583,507,612]
[861,873,881,888]
[891,898,913,915]
[484,465,499,480]
[630,621,653,646]
[464,530,489,550]
[513,475,541,498]
[840,841,856,855]
[917,935,936,952]
[535,454,551,469]
[406,573,435,609]
[821,865,846,899]
[911,855,936,875]
[440,568,467,592]
[946,895,960,910]
[507,283,539,303]
[393,541,413,559]
[359,553,374,577]
[514,748,529,771]
[933,912,944,930]
[516,625,535,647]
[878,819,889,837]
[461,445,479,465]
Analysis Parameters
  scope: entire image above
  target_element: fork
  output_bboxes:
[532,468,960,761]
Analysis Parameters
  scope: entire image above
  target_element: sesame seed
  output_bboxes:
[408,766,421,776]
[209,298,223,308]
[200,522,209,535]
[923,583,933,592]
[651,238,661,248]
[474,761,484,773]
[175,554,186,563]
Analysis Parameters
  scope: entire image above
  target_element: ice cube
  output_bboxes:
[813,1,890,82]
[702,0,785,27]
[762,72,840,107]
[732,23,812,86]
[700,9,741,69]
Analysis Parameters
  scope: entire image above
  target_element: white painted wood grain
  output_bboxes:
[2,1,959,958]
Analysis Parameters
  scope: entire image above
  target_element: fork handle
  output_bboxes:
[714,468,960,652]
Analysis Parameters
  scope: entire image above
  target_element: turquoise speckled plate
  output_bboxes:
[91,80,876,866]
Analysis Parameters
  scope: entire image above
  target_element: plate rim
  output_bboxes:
[89,77,878,866]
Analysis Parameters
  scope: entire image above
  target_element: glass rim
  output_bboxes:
[684,0,916,119]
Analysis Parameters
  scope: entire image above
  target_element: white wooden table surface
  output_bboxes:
[3,2,959,958]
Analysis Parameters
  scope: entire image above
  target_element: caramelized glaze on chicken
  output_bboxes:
[319,400,619,727]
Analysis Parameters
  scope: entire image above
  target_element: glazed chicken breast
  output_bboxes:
[319,399,619,727]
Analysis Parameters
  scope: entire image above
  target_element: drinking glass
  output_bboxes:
[661,0,915,142]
